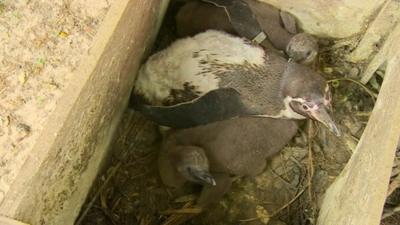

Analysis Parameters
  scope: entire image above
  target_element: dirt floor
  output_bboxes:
[78,80,387,225]
[72,1,397,225]
[0,0,114,203]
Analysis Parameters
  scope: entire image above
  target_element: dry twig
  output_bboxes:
[161,202,201,225]
[307,121,315,205]
[75,163,122,225]
[382,205,400,219]
[160,207,203,215]
[239,183,308,223]
[328,78,378,101]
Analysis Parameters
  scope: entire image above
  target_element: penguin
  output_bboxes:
[132,30,340,136]
[175,0,318,64]
[158,117,299,206]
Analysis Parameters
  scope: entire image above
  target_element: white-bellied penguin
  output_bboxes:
[175,0,318,64]
[131,30,340,136]
[159,117,299,206]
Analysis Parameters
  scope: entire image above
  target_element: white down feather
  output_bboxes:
[134,30,266,105]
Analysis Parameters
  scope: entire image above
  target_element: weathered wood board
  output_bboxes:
[317,48,400,225]
[0,216,30,225]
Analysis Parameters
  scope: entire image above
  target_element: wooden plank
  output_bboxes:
[360,21,400,83]
[0,0,169,225]
[0,216,30,225]
[347,0,400,63]
[317,51,400,224]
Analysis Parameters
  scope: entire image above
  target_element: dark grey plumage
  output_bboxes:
[175,0,318,64]
[158,117,298,206]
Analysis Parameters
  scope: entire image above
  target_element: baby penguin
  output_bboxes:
[158,117,298,206]
[176,0,318,64]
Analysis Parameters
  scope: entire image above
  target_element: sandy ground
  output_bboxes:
[0,0,113,204]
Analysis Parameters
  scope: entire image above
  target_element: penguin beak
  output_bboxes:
[308,106,341,136]
[189,169,217,186]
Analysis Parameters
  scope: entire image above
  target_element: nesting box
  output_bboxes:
[0,0,400,225]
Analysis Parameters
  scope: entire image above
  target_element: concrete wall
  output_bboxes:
[0,0,169,224]
[259,0,386,38]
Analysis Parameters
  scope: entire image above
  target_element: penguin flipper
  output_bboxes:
[202,0,264,41]
[279,11,298,34]
[130,88,250,128]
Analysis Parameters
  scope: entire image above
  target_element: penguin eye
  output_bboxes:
[302,104,310,111]
[306,50,312,57]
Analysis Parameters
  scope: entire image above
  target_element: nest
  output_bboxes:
[77,1,400,225]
